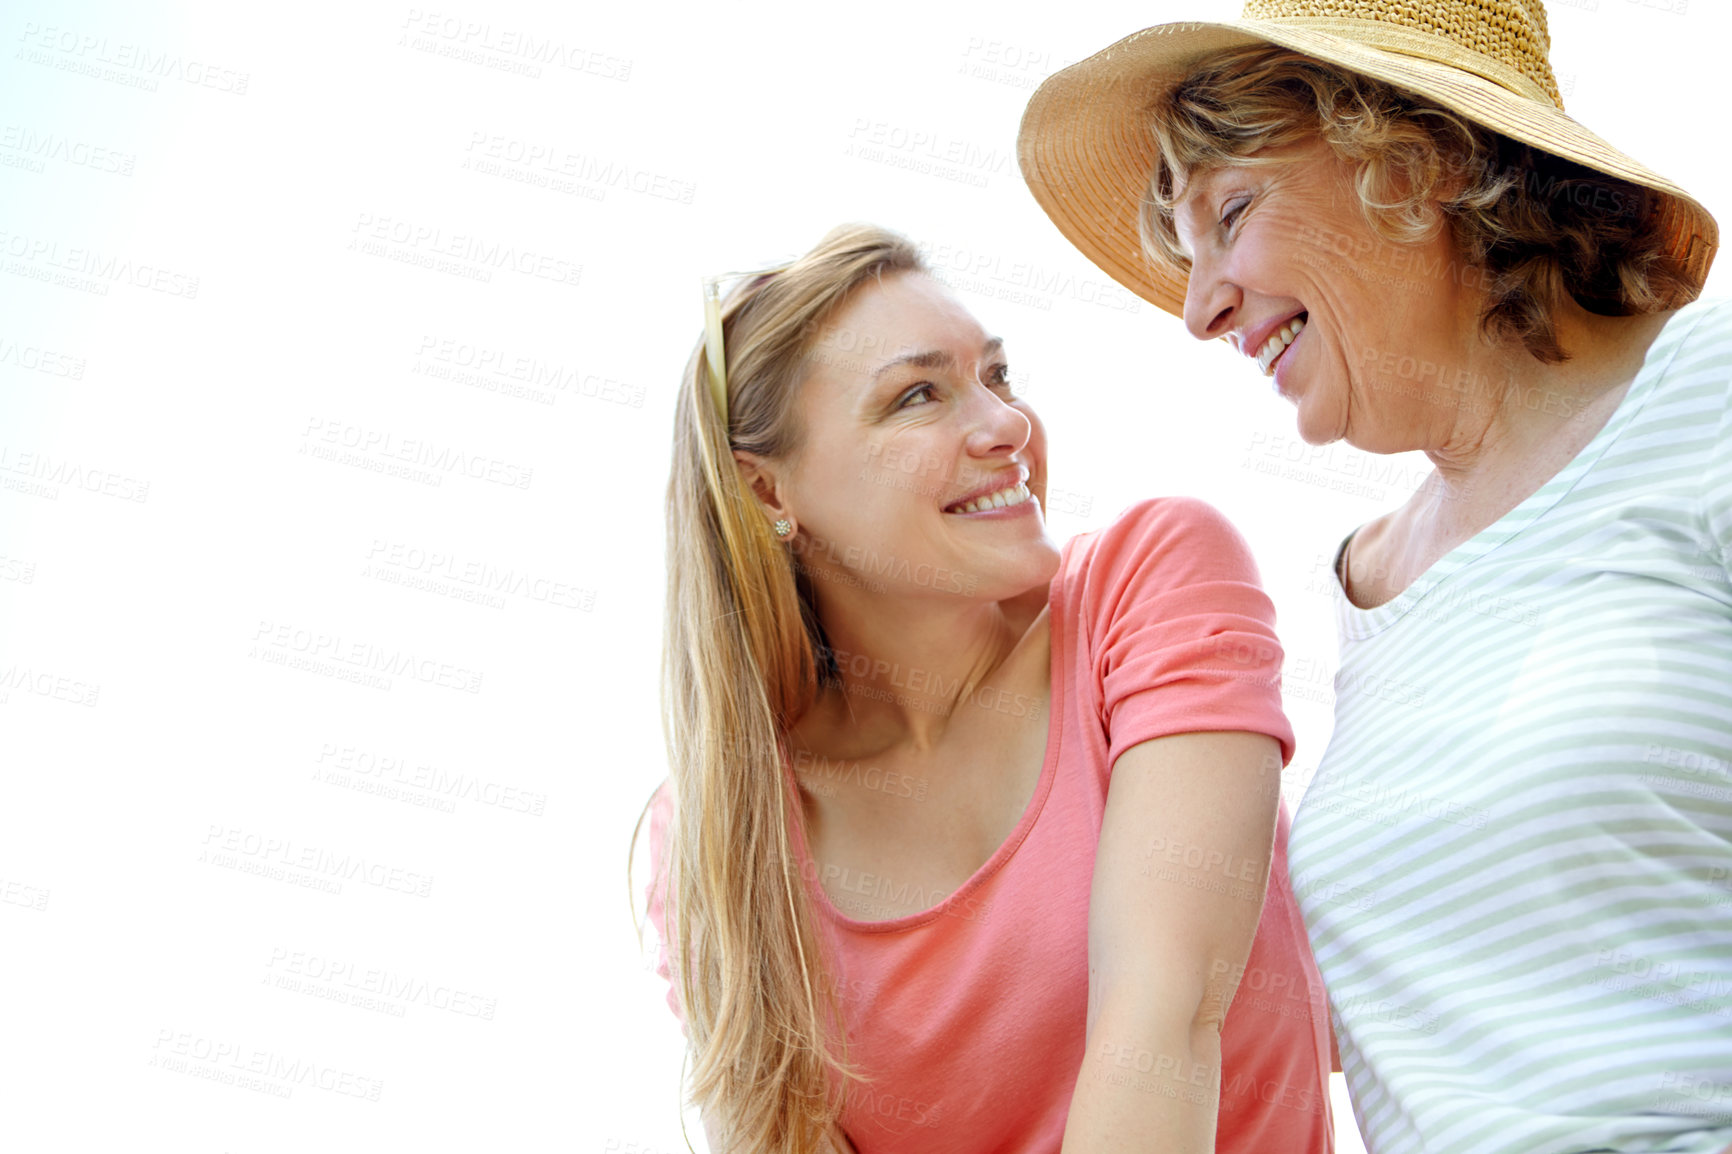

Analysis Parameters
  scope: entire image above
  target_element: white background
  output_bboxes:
[1,0,1721,1151]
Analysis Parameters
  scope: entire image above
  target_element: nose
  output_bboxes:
[964,378,1031,458]
[1182,249,1241,344]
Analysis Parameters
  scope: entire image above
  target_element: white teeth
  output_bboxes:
[1256,315,1307,376]
[948,482,1030,514]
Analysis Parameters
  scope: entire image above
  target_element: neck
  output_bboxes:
[804,592,1031,755]
[1418,300,1671,503]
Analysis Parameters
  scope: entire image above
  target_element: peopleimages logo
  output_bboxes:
[818,645,1044,721]
[795,539,979,597]
[250,620,484,694]
[15,23,251,93]
[922,242,1141,314]
[0,228,198,297]
[149,1029,382,1100]
[302,418,533,489]
[265,947,498,1019]
[201,824,436,897]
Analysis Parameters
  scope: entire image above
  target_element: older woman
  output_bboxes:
[637,224,1334,1153]
[1019,3,1732,1154]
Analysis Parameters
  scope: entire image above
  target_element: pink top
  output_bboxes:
[646,498,1334,1153]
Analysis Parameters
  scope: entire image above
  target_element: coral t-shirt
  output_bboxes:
[646,498,1334,1153]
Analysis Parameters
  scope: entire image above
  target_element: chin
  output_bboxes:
[976,545,1063,601]
[1288,391,1350,446]
[1293,415,1339,447]
[1018,542,1065,588]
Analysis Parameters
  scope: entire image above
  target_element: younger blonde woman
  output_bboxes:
[638,224,1333,1154]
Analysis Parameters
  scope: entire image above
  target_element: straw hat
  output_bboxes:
[1017,0,1718,319]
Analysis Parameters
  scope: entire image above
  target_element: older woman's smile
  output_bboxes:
[1255,314,1307,377]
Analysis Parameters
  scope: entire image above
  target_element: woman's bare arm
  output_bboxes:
[1060,730,1281,1154]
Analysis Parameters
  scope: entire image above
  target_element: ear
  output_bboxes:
[733,449,794,523]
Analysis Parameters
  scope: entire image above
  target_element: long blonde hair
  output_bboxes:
[636,224,926,1153]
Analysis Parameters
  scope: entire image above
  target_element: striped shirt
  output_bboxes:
[1289,297,1732,1154]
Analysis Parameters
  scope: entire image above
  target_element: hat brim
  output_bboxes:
[1017,19,1718,320]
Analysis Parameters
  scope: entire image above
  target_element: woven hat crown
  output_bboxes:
[1241,0,1562,106]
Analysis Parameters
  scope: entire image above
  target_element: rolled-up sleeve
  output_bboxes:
[1081,498,1296,770]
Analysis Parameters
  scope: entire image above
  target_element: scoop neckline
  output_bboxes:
[1330,307,1699,640]
[785,587,1066,934]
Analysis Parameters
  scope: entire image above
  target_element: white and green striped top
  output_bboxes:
[1290,297,1732,1154]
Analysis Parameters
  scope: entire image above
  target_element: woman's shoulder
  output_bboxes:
[1631,297,1732,436]
[1652,295,1732,368]
[1670,294,1732,328]
[1061,496,1260,586]
[1051,496,1271,641]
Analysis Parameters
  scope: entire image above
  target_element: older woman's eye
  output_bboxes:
[986,364,1017,395]
[1220,196,1251,230]
[898,383,938,408]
